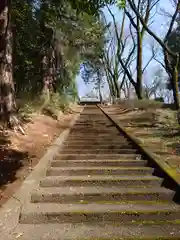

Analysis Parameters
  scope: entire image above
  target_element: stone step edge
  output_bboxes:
[40,175,161,181]
[47,166,152,171]
[12,222,180,240]
[31,186,174,195]
[52,159,145,162]
[19,202,180,224]
[20,202,180,213]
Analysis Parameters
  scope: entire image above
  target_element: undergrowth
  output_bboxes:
[18,92,75,120]
[118,99,164,110]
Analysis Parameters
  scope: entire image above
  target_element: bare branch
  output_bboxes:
[165,6,180,42]
[125,10,138,30]
[150,42,167,69]
[153,57,166,69]
[127,0,180,57]
[142,55,154,73]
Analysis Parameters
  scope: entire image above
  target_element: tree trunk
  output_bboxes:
[97,71,102,103]
[40,54,51,113]
[164,50,180,109]
[119,74,126,99]
[106,77,114,99]
[109,78,116,98]
[136,31,143,99]
[104,65,116,100]
[127,81,132,99]
[113,77,120,98]
[99,88,102,103]
[45,31,57,94]
[0,1,16,123]
[171,64,180,110]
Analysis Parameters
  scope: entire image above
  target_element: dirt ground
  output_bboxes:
[103,102,180,173]
[0,104,81,207]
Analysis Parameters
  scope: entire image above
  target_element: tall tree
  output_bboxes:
[0,0,115,124]
[124,0,156,99]
[126,0,180,109]
[0,0,16,124]
[166,15,180,89]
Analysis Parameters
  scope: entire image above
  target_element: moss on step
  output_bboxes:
[111,219,180,226]
[73,200,173,205]
[65,210,178,215]
[78,238,180,240]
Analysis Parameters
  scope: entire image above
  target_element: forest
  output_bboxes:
[0,0,180,127]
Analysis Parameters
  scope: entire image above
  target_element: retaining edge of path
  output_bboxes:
[0,107,83,239]
[98,104,180,191]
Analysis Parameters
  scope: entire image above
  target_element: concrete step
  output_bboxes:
[62,143,133,148]
[68,133,120,136]
[69,132,119,136]
[73,122,113,124]
[59,148,138,154]
[74,121,109,124]
[63,141,133,146]
[54,153,142,160]
[46,166,154,176]
[73,122,113,125]
[71,126,117,129]
[67,135,122,138]
[64,140,130,145]
[72,129,119,132]
[66,138,124,142]
[15,104,180,239]
[51,159,147,167]
[19,202,180,224]
[39,175,162,187]
[69,129,119,133]
[75,122,108,124]
[12,223,180,239]
[66,135,124,139]
[31,186,175,203]
[68,130,120,133]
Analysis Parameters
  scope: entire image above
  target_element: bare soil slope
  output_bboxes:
[0,105,80,207]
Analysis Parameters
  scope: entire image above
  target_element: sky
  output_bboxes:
[76,0,173,98]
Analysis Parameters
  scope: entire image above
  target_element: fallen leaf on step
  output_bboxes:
[16,233,23,238]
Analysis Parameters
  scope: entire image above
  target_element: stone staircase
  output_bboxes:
[19,105,180,239]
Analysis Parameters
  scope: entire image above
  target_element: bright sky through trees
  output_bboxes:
[76,0,173,98]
